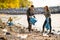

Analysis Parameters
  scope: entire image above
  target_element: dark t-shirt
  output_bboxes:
[27,8,34,16]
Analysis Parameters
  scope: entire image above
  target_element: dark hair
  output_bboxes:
[31,5,34,7]
[44,6,49,11]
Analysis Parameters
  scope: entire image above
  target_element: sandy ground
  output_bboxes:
[0,24,60,40]
[0,14,60,40]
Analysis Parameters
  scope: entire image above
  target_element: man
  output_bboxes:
[27,5,35,32]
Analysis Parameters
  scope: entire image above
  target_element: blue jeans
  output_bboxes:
[42,17,52,33]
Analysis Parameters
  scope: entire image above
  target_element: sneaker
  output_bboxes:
[48,32,54,35]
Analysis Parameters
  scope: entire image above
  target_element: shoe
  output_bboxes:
[48,32,54,35]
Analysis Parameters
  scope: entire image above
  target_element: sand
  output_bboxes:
[0,23,59,40]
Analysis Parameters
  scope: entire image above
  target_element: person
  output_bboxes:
[26,5,35,32]
[0,18,2,26]
[0,18,3,28]
[0,18,6,29]
[7,17,13,31]
[7,17,13,26]
[0,18,2,23]
[42,6,52,34]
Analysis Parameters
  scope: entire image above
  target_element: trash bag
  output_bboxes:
[45,18,50,30]
[29,17,37,25]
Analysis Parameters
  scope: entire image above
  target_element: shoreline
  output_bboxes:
[0,13,60,15]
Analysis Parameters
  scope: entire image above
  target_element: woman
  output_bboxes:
[42,6,52,34]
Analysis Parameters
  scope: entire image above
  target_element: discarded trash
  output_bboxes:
[17,34,28,39]
[2,29,8,32]
[43,33,49,37]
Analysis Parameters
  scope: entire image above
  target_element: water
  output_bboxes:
[0,14,60,33]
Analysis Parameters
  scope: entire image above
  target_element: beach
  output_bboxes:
[0,14,60,40]
[0,23,59,40]
[0,14,60,32]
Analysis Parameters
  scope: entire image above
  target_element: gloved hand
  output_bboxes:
[33,16,36,18]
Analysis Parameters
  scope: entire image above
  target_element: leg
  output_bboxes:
[28,23,32,32]
[27,18,32,32]
[49,18,52,33]
[42,19,47,33]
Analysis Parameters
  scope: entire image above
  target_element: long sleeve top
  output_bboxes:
[44,9,51,18]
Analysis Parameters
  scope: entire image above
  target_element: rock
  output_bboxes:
[0,37,7,40]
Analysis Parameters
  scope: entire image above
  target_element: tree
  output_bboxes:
[0,0,32,8]
[20,0,32,7]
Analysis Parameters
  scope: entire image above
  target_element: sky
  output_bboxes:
[30,0,60,7]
